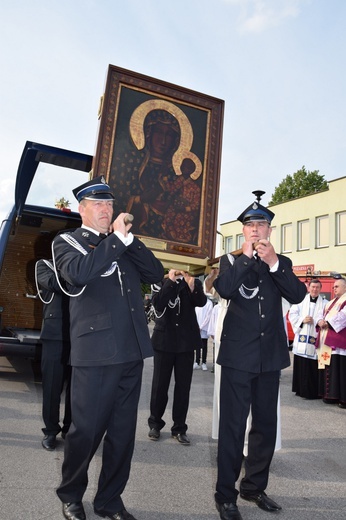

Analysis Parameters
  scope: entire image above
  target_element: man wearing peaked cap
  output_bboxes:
[52,175,164,520]
[212,191,306,520]
[72,175,115,202]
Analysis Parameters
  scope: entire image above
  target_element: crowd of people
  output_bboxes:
[34,178,345,520]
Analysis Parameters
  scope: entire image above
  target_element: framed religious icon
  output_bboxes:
[92,64,224,273]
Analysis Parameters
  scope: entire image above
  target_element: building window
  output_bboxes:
[298,220,309,250]
[281,223,292,253]
[236,234,244,249]
[224,236,233,253]
[270,226,277,249]
[316,215,329,248]
[336,212,346,245]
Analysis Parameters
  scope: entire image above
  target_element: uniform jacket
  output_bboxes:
[151,277,207,353]
[214,252,307,373]
[52,228,164,366]
[36,259,70,342]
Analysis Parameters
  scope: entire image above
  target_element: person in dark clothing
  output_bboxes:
[148,269,207,445]
[213,191,306,520]
[52,175,164,520]
[36,258,72,451]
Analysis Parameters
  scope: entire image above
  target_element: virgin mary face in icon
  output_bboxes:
[142,109,181,164]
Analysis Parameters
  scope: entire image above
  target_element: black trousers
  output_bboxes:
[56,361,143,514]
[148,350,194,435]
[41,339,71,436]
[215,366,280,505]
[195,338,208,364]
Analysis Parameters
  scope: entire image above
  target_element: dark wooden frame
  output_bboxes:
[92,65,224,267]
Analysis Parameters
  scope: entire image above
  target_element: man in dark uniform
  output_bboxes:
[52,176,164,520]
[36,258,71,451]
[147,269,206,444]
[213,191,306,520]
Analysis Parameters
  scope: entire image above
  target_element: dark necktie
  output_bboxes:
[99,233,107,239]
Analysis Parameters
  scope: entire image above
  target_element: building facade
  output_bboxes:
[219,176,346,277]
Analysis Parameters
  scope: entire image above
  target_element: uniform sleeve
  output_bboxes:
[36,259,61,294]
[52,233,127,287]
[269,256,307,305]
[53,233,163,287]
[123,236,164,284]
[187,278,208,308]
[151,278,181,312]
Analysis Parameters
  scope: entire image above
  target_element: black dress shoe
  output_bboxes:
[148,427,160,440]
[62,502,86,520]
[42,434,56,451]
[240,491,282,512]
[172,433,190,445]
[215,501,243,520]
[323,398,339,404]
[94,507,137,519]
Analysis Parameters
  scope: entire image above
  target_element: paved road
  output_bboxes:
[0,339,345,520]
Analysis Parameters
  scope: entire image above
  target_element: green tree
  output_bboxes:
[269,166,328,205]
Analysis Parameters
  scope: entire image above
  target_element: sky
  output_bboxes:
[1,0,346,234]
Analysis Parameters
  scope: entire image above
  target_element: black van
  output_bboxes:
[0,141,92,358]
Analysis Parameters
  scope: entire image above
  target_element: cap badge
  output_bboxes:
[252,202,258,210]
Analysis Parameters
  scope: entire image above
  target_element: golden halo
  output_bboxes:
[129,99,202,179]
